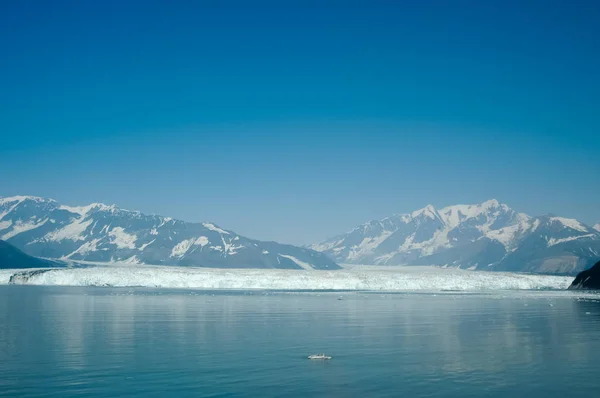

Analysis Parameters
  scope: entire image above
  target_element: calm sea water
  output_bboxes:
[1,286,600,397]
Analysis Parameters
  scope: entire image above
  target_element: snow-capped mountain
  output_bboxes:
[595,223,600,232]
[311,200,600,274]
[0,196,339,270]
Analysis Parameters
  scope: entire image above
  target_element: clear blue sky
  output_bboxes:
[1,0,599,244]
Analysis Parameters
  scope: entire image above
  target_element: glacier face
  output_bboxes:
[0,196,338,270]
[0,265,573,291]
[311,200,600,274]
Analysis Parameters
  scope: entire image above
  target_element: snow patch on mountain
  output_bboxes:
[0,196,50,207]
[171,239,196,258]
[0,220,12,232]
[278,254,314,270]
[549,217,588,233]
[195,236,209,247]
[347,231,393,262]
[217,236,244,256]
[202,222,229,235]
[122,255,142,265]
[108,227,137,249]
[168,237,209,257]
[437,199,508,229]
[411,204,439,220]
[310,239,344,253]
[59,204,96,217]
[138,239,155,251]
[484,215,532,251]
[547,234,596,247]
[0,203,22,222]
[44,218,93,242]
[2,218,48,240]
[65,238,102,258]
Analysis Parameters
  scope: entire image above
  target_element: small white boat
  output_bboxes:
[308,353,332,360]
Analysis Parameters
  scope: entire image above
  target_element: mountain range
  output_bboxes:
[310,199,600,274]
[2,195,598,274]
[0,196,338,270]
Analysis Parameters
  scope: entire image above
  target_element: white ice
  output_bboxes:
[0,265,574,291]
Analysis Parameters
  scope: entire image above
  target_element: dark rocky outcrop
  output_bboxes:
[568,261,600,290]
[0,239,56,269]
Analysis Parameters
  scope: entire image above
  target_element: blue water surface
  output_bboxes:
[1,286,599,397]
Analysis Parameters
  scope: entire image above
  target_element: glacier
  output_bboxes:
[0,265,573,291]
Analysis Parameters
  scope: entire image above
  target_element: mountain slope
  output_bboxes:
[0,196,339,270]
[569,260,600,290]
[0,239,58,269]
[311,200,600,274]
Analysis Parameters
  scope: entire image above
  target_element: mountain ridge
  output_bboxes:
[0,239,58,269]
[0,195,339,270]
[311,199,600,274]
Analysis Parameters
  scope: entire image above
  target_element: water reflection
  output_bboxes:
[0,287,599,398]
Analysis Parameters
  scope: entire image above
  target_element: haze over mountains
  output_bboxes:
[0,196,338,270]
[311,200,600,274]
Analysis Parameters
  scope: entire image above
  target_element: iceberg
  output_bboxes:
[0,265,573,291]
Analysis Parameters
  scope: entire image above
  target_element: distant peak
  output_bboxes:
[58,202,141,218]
[90,203,119,211]
[0,195,55,205]
[411,204,437,219]
[482,199,500,207]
